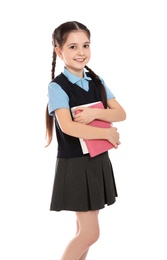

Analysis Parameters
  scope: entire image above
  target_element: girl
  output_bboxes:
[45,21,126,260]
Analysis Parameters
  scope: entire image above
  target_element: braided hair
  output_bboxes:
[45,21,107,146]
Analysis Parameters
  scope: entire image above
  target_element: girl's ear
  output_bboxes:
[55,47,63,59]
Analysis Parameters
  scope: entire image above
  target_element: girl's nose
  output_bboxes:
[78,48,84,55]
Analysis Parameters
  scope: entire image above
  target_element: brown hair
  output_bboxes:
[45,21,107,146]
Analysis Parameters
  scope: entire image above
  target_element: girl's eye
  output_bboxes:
[84,44,90,48]
[70,45,76,49]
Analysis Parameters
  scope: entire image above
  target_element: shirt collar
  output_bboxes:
[63,67,91,84]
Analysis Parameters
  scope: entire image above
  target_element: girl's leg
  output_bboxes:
[76,219,88,260]
[61,210,100,260]
[78,249,89,260]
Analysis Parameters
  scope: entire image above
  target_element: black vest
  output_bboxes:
[52,73,102,158]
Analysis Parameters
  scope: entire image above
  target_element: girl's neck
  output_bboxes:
[65,67,84,78]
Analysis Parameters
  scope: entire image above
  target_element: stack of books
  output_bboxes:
[71,101,114,157]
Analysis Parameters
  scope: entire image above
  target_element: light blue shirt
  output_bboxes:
[48,67,115,116]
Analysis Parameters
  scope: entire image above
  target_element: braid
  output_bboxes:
[51,50,56,80]
[45,36,57,147]
[85,65,107,108]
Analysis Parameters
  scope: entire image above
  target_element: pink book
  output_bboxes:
[71,101,114,157]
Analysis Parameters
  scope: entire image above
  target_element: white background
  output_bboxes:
[0,0,167,259]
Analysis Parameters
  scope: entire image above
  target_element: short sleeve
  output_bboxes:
[48,82,69,116]
[99,77,115,100]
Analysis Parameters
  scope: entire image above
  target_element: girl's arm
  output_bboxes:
[74,98,126,124]
[55,108,120,148]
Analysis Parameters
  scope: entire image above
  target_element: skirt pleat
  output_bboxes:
[50,152,118,212]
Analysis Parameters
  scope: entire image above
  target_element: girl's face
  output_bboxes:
[55,31,91,77]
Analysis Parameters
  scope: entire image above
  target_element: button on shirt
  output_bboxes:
[48,67,115,116]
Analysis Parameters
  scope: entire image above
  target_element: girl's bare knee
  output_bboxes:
[80,222,100,246]
[78,228,99,248]
[76,211,100,247]
[88,228,100,245]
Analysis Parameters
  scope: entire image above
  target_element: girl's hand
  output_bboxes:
[108,127,121,149]
[74,107,97,124]
[74,108,120,148]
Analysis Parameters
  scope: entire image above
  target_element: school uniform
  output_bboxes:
[47,67,118,211]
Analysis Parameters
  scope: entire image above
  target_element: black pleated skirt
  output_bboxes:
[50,152,118,212]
